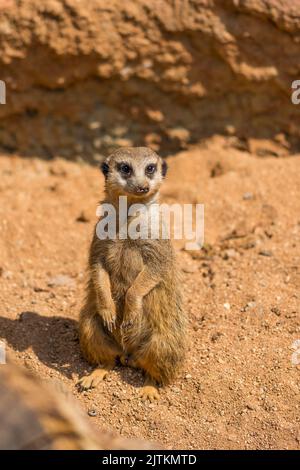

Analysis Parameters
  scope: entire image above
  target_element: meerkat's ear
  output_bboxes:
[101,160,109,177]
[161,159,168,177]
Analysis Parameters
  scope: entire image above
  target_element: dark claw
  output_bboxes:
[121,320,133,330]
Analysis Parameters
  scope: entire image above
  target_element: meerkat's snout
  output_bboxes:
[135,185,149,194]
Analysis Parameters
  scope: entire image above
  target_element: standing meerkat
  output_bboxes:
[78,147,187,401]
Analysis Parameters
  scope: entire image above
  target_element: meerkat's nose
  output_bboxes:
[136,185,149,194]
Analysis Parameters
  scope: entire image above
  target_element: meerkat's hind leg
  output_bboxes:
[139,376,160,403]
[77,363,113,391]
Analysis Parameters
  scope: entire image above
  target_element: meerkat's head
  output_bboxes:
[101,147,167,201]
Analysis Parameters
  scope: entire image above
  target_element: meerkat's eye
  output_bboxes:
[145,164,156,175]
[118,163,132,176]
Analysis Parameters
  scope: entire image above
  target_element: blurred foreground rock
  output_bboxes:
[0,361,158,450]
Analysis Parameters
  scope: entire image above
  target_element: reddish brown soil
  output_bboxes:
[0,137,299,449]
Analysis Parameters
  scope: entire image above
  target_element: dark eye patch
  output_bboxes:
[101,161,109,177]
[117,162,132,176]
[145,163,157,175]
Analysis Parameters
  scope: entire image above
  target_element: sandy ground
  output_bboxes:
[0,136,299,449]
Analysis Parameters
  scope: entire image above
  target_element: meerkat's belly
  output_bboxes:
[105,240,144,301]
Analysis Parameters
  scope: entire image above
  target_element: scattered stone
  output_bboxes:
[87,409,97,417]
[241,301,256,312]
[146,109,164,122]
[1,270,13,279]
[17,312,24,322]
[182,265,198,273]
[246,402,257,411]
[259,250,273,257]
[243,192,254,200]
[225,124,236,135]
[247,301,256,309]
[88,121,101,130]
[115,138,133,147]
[48,274,75,288]
[112,126,127,137]
[49,165,67,177]
[76,211,90,223]
[185,374,192,380]
[210,162,224,178]
[33,286,48,293]
[271,307,281,316]
[48,183,58,192]
[223,303,231,310]
[223,248,238,260]
[166,127,190,143]
[243,240,256,250]
[211,332,223,342]
[247,138,289,157]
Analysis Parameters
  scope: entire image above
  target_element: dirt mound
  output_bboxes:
[1,0,300,159]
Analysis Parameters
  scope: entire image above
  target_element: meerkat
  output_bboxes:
[78,147,187,401]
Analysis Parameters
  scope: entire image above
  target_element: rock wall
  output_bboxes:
[0,0,299,160]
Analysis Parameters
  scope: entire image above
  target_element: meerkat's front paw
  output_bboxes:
[120,316,141,347]
[139,385,160,403]
[77,367,110,391]
[121,318,135,333]
[100,307,117,332]
[121,292,142,334]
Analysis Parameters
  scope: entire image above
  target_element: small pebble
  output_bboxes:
[211,332,222,342]
[33,286,48,293]
[88,409,97,417]
[76,211,90,223]
[259,250,273,257]
[1,270,13,280]
[246,402,257,411]
[182,265,198,273]
[89,121,101,130]
[271,307,281,316]
[247,301,256,309]
[223,303,231,310]
[48,274,75,287]
[223,248,238,260]
[243,192,254,200]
